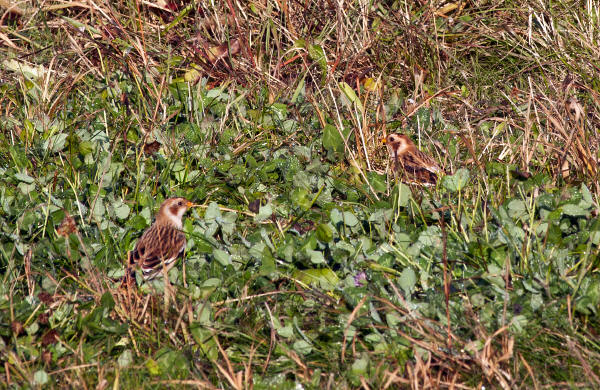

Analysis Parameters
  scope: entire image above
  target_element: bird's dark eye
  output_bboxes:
[178,201,183,206]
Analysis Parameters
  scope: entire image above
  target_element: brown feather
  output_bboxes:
[128,197,193,280]
[384,134,441,185]
[131,223,186,279]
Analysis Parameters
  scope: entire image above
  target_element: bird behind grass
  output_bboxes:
[383,133,442,185]
[124,197,196,285]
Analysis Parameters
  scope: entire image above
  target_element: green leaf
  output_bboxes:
[367,172,387,193]
[14,172,34,183]
[339,81,364,113]
[581,184,593,208]
[351,355,369,375]
[212,249,231,266]
[308,44,327,82]
[190,324,218,361]
[394,183,411,207]
[399,268,416,294]
[291,188,311,210]
[342,211,359,227]
[562,203,587,217]
[293,340,312,355]
[442,168,470,192]
[510,314,528,333]
[92,198,105,220]
[306,249,325,264]
[316,223,333,243]
[322,123,349,153]
[155,348,190,379]
[294,38,306,49]
[507,199,527,219]
[118,349,133,368]
[33,370,49,386]
[146,358,160,376]
[331,208,343,225]
[43,133,68,153]
[79,140,94,155]
[418,226,442,248]
[293,268,340,290]
[254,202,273,222]
[204,202,222,222]
[277,324,294,338]
[113,201,130,220]
[199,278,220,299]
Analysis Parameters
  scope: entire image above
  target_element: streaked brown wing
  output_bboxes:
[131,224,186,279]
[406,149,440,173]
[398,151,439,184]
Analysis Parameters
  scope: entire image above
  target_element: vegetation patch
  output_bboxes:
[1,1,600,388]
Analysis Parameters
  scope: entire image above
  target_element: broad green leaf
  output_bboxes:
[294,38,306,49]
[155,348,190,379]
[418,226,442,248]
[293,340,312,355]
[220,212,237,235]
[322,123,347,153]
[308,44,327,82]
[204,202,222,221]
[351,355,369,375]
[196,302,212,325]
[581,184,593,208]
[43,133,68,153]
[113,201,130,220]
[386,312,402,328]
[316,223,333,243]
[200,278,220,299]
[331,208,343,225]
[399,268,416,294]
[395,233,411,249]
[367,172,387,193]
[293,268,340,290]
[277,324,294,338]
[190,324,218,361]
[510,314,528,333]
[507,199,527,219]
[339,81,364,113]
[442,168,470,192]
[146,358,160,376]
[212,249,231,266]
[118,349,133,368]
[92,198,104,220]
[394,183,411,207]
[306,249,325,264]
[33,370,49,386]
[562,203,587,217]
[254,202,272,222]
[291,188,311,210]
[591,231,600,245]
[342,211,359,227]
[14,172,34,183]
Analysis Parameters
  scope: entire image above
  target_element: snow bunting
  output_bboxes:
[128,197,196,280]
[383,133,441,185]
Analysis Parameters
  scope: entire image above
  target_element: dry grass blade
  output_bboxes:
[341,295,368,363]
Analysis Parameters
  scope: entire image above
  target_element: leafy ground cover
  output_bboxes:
[1,1,600,388]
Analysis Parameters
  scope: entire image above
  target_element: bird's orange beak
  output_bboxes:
[381,137,387,144]
[187,201,198,208]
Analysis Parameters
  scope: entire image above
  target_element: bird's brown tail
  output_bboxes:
[119,251,138,289]
[119,267,138,289]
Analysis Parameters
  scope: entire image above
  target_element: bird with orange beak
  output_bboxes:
[382,133,441,185]
[127,197,197,281]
